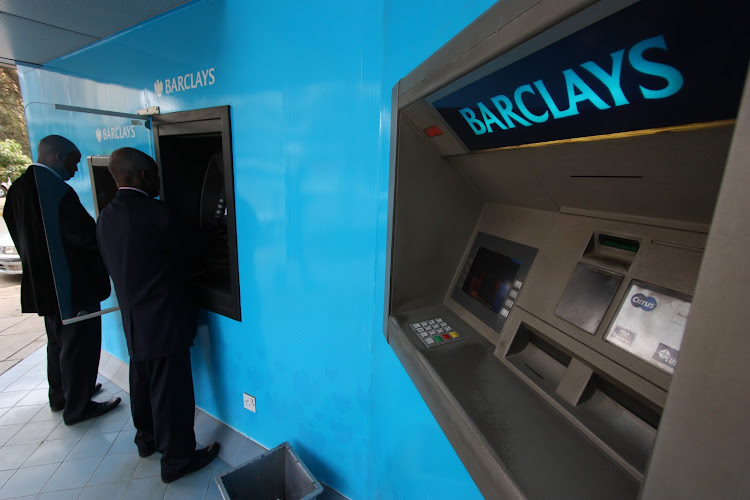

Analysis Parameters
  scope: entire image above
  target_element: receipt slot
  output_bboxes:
[152,106,241,321]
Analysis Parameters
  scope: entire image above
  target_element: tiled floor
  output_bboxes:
[0,347,243,500]
[0,275,46,377]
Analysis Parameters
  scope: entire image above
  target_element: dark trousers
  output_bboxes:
[45,312,101,424]
[130,347,197,474]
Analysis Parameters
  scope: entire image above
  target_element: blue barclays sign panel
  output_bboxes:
[430,0,750,151]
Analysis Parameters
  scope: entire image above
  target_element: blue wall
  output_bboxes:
[18,1,494,497]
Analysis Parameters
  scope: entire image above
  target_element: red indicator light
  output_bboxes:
[423,126,443,137]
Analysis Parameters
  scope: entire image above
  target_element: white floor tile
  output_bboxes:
[0,442,38,471]
[5,419,59,445]
[22,437,79,467]
[42,457,102,492]
[0,463,59,499]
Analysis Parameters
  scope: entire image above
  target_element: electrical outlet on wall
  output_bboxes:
[243,392,256,413]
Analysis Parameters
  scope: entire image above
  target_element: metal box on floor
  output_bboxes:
[216,442,323,500]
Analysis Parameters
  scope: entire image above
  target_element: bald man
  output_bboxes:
[96,147,219,483]
[4,135,121,425]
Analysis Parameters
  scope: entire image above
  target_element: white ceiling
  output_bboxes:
[0,0,192,66]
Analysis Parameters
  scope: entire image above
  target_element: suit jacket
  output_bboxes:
[96,189,196,361]
[3,166,110,316]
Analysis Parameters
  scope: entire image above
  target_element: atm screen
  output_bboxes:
[462,247,521,313]
[87,156,117,217]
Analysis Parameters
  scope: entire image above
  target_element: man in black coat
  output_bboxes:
[96,147,219,484]
[4,135,121,425]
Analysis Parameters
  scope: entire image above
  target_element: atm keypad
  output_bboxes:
[410,318,461,348]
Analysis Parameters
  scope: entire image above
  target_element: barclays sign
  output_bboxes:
[457,35,683,137]
[429,0,749,151]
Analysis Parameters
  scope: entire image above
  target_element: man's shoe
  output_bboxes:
[88,397,121,419]
[161,442,221,483]
[137,441,157,458]
[65,397,121,425]
[49,384,103,413]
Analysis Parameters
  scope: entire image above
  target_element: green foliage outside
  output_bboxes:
[0,67,31,184]
[0,139,30,182]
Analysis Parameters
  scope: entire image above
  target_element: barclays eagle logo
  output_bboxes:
[154,79,164,97]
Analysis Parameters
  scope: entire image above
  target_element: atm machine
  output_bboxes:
[151,106,241,321]
[87,105,241,321]
[385,0,749,498]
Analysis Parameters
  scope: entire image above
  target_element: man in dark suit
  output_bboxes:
[4,135,121,425]
[96,147,219,484]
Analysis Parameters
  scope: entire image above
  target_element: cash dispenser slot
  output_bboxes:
[152,106,241,321]
[503,321,658,478]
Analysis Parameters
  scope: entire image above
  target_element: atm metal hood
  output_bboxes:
[0,0,193,66]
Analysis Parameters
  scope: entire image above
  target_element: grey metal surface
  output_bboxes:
[516,212,706,397]
[447,125,733,222]
[387,314,524,499]
[501,318,655,478]
[383,84,400,339]
[390,308,639,499]
[0,0,192,65]
[555,263,623,335]
[640,65,750,500]
[388,115,483,314]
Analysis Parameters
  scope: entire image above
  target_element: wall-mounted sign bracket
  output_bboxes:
[53,103,143,120]
[137,106,160,116]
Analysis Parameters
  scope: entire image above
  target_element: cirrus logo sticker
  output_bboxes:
[631,293,657,311]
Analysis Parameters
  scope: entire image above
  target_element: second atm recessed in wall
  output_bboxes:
[152,105,241,321]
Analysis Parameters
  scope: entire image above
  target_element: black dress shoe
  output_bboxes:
[89,397,121,418]
[137,441,157,457]
[50,383,103,412]
[65,397,121,425]
[161,442,221,483]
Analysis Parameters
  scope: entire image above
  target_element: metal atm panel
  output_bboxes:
[384,0,750,497]
[152,106,241,321]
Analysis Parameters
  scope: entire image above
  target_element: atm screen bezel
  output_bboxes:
[87,155,116,218]
[452,232,538,334]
